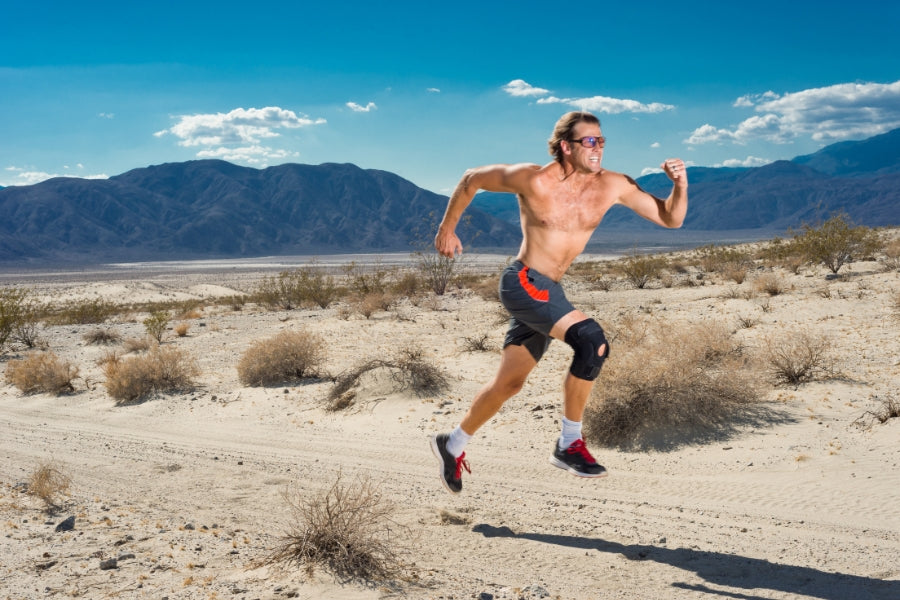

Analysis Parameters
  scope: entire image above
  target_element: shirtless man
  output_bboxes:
[430,111,688,494]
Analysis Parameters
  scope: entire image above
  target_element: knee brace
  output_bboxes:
[564,319,609,381]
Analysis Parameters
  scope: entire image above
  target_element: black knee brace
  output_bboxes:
[564,319,609,381]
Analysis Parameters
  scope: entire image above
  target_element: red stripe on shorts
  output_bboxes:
[518,265,549,302]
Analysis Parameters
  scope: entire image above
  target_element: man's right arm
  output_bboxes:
[435,163,537,257]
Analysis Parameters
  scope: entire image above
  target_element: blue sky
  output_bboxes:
[2,1,899,194]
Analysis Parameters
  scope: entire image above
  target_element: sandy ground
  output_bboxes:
[1,250,899,600]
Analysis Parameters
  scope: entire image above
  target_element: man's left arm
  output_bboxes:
[616,158,688,229]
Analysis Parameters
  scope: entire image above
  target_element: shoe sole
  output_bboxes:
[430,435,461,495]
[550,456,609,478]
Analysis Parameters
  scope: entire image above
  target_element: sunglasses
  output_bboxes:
[570,136,606,148]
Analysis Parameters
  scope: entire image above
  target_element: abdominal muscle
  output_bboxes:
[516,226,595,282]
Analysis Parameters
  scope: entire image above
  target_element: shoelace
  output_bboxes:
[455,452,471,478]
[566,439,596,464]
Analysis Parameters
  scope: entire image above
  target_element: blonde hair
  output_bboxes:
[548,111,601,164]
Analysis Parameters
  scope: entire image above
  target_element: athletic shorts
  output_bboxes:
[499,260,577,362]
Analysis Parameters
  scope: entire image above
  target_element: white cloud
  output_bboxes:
[195,145,298,165]
[715,156,772,168]
[98,112,115,119]
[537,94,674,114]
[690,80,900,145]
[346,101,377,113]
[502,79,550,97]
[154,106,324,163]
[650,142,660,148]
[1,166,107,187]
[427,87,441,93]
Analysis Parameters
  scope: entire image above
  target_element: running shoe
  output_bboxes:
[430,433,470,494]
[550,438,608,478]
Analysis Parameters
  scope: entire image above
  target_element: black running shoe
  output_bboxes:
[550,439,608,478]
[430,433,470,494]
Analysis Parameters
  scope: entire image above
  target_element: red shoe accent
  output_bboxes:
[565,439,597,464]
[455,452,471,479]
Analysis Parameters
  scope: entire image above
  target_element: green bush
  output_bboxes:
[143,311,171,343]
[789,214,883,274]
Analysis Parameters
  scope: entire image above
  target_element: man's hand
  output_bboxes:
[661,159,688,186]
[435,227,463,258]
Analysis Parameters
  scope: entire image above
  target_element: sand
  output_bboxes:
[1,251,898,600]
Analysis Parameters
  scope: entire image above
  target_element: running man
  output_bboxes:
[430,111,688,494]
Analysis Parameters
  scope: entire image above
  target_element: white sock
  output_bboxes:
[558,416,582,450]
[446,425,472,458]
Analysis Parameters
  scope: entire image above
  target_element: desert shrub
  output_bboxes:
[52,298,116,325]
[390,270,421,298]
[882,238,900,271]
[328,346,448,405]
[83,327,122,345]
[174,322,190,337]
[5,352,79,395]
[765,328,835,385]
[584,320,764,449]
[697,244,751,279]
[143,311,171,343]
[255,271,302,310]
[352,291,397,318]
[123,336,152,354]
[237,329,327,386]
[618,252,667,289]
[753,272,787,296]
[470,274,500,301]
[789,213,883,274]
[854,394,900,428]
[104,346,199,404]
[0,288,30,352]
[343,261,390,297]
[415,250,458,296]
[462,333,493,352]
[260,472,412,582]
[27,462,72,511]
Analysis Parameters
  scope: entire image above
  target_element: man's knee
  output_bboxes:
[564,319,609,381]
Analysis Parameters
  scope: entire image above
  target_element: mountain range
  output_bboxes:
[1,128,898,264]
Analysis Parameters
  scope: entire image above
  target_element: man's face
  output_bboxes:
[564,122,604,173]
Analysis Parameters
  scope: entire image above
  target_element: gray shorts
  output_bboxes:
[499,260,576,362]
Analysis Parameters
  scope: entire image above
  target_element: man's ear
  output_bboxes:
[561,140,571,155]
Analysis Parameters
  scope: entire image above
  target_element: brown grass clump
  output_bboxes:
[765,328,836,385]
[83,327,122,345]
[237,329,327,387]
[123,336,152,354]
[584,320,766,449]
[27,462,72,511]
[5,352,79,395]
[174,322,190,337]
[104,346,199,404]
[259,472,412,583]
[753,272,787,296]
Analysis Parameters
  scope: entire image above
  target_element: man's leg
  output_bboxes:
[431,343,537,494]
[549,310,608,478]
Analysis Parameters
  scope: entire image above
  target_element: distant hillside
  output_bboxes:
[0,160,520,264]
[472,129,900,232]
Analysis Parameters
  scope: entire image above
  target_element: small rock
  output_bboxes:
[55,516,75,532]
[118,553,136,561]
[99,558,118,570]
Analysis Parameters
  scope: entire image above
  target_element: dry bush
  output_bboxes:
[696,245,751,279]
[259,472,412,583]
[584,320,766,449]
[462,333,494,352]
[882,238,900,271]
[753,272,787,296]
[104,346,199,404]
[237,329,327,387]
[618,252,667,289]
[765,328,836,385]
[174,322,190,337]
[123,336,152,354]
[854,394,900,428]
[5,352,78,395]
[789,213,882,274]
[390,270,422,298]
[27,462,72,511]
[327,346,448,405]
[83,327,122,345]
[470,274,500,301]
[51,298,116,325]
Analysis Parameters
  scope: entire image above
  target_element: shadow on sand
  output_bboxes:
[473,524,897,600]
